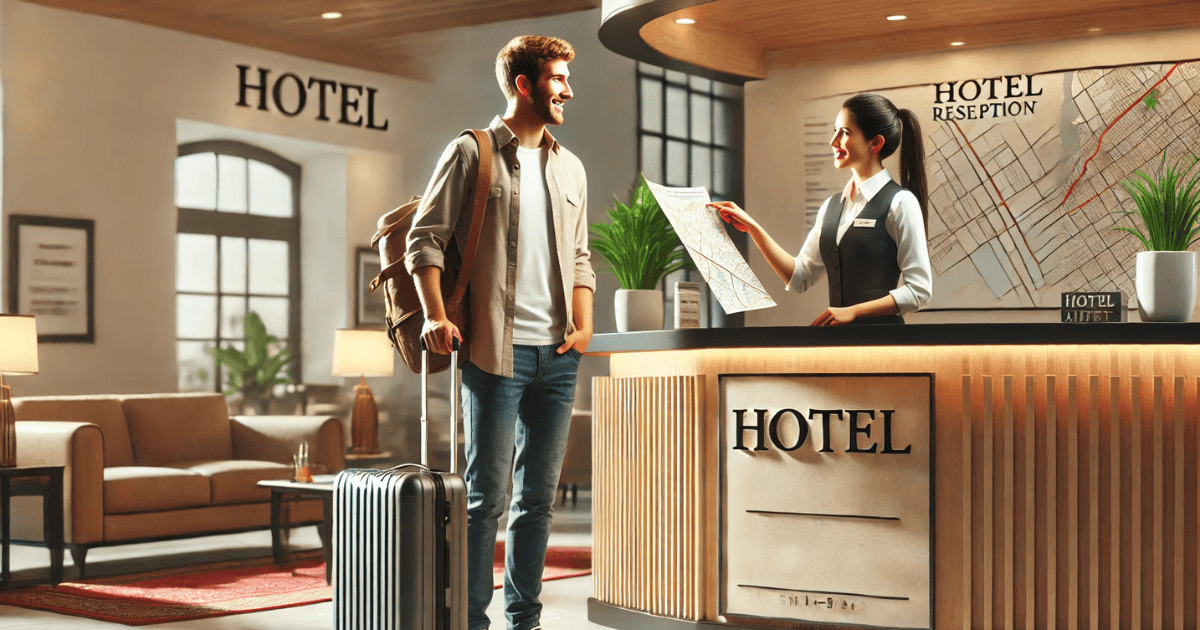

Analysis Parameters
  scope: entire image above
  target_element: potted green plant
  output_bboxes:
[211,311,295,414]
[590,175,693,331]
[1114,152,1200,322]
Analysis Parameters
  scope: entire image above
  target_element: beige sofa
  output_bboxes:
[12,393,345,575]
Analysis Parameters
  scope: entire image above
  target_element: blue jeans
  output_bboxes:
[463,344,581,630]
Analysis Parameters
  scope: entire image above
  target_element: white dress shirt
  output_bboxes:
[785,168,933,314]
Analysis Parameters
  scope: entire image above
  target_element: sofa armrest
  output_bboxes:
[14,421,105,545]
[231,415,345,474]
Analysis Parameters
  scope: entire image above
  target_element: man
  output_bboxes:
[404,35,594,630]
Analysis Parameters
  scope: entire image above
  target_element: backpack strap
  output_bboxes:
[368,130,493,295]
[444,129,493,312]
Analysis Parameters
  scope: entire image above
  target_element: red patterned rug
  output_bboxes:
[0,546,591,625]
[492,543,592,588]
[0,552,330,625]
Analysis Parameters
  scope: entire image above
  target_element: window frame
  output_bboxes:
[636,63,747,327]
[175,140,303,391]
[636,63,745,202]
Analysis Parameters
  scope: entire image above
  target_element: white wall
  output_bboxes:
[0,2,636,423]
[0,0,414,395]
[743,28,1200,327]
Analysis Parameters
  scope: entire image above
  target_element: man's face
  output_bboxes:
[529,59,572,125]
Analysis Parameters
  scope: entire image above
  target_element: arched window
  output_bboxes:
[174,141,301,392]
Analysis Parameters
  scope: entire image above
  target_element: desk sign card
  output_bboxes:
[719,374,932,630]
[674,281,701,329]
[1061,291,1124,322]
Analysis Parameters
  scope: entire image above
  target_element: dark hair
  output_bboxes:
[842,93,928,228]
[495,36,575,100]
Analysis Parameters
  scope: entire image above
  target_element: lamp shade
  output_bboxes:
[332,329,394,377]
[0,314,39,374]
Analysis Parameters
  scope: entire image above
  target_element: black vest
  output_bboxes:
[819,180,905,325]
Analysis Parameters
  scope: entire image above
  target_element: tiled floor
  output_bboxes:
[1,490,606,630]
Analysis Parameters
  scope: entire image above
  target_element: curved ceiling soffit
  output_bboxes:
[598,0,763,85]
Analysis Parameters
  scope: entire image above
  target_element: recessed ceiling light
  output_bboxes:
[321,11,343,19]
[675,18,696,25]
[886,15,907,21]
[951,41,965,46]
[1088,27,1102,32]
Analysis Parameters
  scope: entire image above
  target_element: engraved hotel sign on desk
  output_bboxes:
[720,374,933,630]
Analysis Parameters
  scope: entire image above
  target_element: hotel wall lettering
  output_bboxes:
[235,65,390,131]
[931,74,1043,121]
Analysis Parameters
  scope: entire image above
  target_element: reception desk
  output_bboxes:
[586,323,1200,630]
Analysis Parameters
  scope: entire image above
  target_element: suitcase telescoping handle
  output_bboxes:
[420,337,460,475]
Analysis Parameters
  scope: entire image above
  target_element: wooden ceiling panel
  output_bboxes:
[621,0,1200,81]
[22,0,599,77]
[765,2,1200,69]
[686,0,1190,45]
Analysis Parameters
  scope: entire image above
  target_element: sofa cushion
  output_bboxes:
[12,396,137,467]
[181,460,293,505]
[120,393,233,466]
[103,466,211,514]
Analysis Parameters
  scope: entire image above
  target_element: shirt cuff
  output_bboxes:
[574,268,597,292]
[404,248,445,275]
[890,287,919,315]
[784,256,808,294]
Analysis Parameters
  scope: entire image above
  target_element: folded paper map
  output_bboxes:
[646,180,776,314]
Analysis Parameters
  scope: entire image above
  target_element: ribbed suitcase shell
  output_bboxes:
[333,467,466,630]
[333,347,467,630]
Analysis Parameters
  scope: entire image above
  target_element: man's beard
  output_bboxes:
[533,83,563,125]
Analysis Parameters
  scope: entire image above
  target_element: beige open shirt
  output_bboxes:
[404,117,596,378]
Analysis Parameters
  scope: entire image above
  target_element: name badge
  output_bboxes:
[853,218,877,228]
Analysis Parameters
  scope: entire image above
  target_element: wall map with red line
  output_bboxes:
[805,59,1200,310]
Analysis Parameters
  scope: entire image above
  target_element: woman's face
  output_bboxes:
[830,108,881,172]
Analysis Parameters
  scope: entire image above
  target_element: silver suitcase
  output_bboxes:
[334,345,467,630]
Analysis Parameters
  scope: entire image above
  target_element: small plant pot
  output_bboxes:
[1135,250,1198,322]
[615,289,664,332]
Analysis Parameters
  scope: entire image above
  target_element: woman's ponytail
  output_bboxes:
[843,95,929,230]
[896,108,928,230]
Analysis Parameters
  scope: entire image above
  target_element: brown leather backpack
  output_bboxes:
[368,129,493,374]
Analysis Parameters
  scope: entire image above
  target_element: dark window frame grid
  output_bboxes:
[636,62,745,202]
[175,140,303,391]
[636,62,747,327]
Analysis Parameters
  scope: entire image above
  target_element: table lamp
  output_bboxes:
[1,314,39,467]
[332,329,394,454]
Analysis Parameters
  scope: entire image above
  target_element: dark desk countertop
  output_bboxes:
[586,322,1200,355]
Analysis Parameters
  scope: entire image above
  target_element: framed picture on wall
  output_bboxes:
[356,247,387,328]
[6,214,96,343]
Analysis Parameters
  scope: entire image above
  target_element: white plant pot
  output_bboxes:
[1135,250,1198,322]
[615,289,664,332]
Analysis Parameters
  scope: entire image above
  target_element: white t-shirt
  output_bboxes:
[512,144,566,345]
[785,168,933,314]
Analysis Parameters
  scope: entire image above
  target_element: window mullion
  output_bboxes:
[663,78,670,185]
[213,236,223,393]
[686,85,693,188]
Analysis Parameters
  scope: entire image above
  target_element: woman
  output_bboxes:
[710,93,932,325]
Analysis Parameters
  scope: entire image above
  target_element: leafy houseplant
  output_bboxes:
[1114,152,1200,251]
[591,175,693,290]
[1113,153,1200,321]
[590,175,694,331]
[211,312,295,413]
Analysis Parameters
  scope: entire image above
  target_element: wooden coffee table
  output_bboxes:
[257,475,334,584]
[1,465,65,590]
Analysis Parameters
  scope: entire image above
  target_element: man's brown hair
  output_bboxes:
[495,36,575,100]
